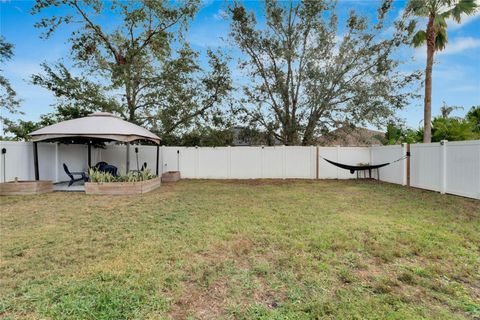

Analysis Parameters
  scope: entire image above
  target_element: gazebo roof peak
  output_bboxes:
[88,112,120,118]
[29,112,160,144]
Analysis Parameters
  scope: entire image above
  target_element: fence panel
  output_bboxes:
[285,146,316,179]
[0,141,34,182]
[177,147,197,178]
[337,147,370,180]
[230,147,262,179]
[410,143,442,192]
[370,145,406,185]
[445,141,480,199]
[40,143,59,181]
[197,147,230,179]
[318,147,339,179]
[262,147,284,178]
[318,146,370,179]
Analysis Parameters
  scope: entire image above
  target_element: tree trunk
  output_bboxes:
[423,14,435,143]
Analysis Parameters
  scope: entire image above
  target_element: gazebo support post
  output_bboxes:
[156,145,160,176]
[33,142,39,181]
[87,142,92,168]
[126,142,130,173]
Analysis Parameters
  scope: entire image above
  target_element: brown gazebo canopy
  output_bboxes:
[29,112,161,179]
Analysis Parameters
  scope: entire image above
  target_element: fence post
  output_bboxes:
[440,140,447,194]
[228,146,232,179]
[369,145,375,180]
[336,145,340,179]
[401,143,407,186]
[260,146,264,179]
[155,145,160,176]
[161,146,166,174]
[33,142,39,181]
[316,146,319,180]
[282,145,286,179]
[195,146,199,179]
[406,144,411,187]
[55,142,59,182]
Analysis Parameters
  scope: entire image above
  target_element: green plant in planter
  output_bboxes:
[138,169,155,181]
[88,168,116,183]
[88,168,156,183]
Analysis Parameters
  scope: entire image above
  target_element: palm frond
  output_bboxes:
[412,30,427,47]
[434,14,448,28]
[445,0,478,23]
[406,0,431,17]
[435,28,448,51]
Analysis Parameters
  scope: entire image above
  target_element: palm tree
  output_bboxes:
[406,0,478,143]
[440,101,463,118]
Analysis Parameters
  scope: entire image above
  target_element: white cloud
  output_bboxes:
[440,37,480,55]
[213,9,227,21]
[414,37,480,59]
[200,0,214,7]
[449,84,480,93]
[3,60,43,80]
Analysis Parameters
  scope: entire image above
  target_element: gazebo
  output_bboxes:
[29,112,161,180]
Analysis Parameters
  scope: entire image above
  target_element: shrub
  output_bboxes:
[88,168,156,183]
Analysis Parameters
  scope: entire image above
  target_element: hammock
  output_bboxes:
[321,155,408,174]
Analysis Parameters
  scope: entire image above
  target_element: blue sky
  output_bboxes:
[1,0,479,130]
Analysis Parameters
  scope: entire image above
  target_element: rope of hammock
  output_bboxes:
[320,155,409,174]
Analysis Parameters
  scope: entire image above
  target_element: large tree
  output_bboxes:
[0,36,21,126]
[229,0,421,145]
[31,0,232,138]
[406,0,478,143]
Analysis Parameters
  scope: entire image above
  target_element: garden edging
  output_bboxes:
[85,177,161,195]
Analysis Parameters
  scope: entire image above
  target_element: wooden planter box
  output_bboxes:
[0,180,53,195]
[85,177,161,195]
[162,171,181,182]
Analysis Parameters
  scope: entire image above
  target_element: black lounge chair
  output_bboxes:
[93,161,118,176]
[63,163,88,187]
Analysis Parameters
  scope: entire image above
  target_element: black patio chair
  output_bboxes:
[63,163,88,187]
[101,164,118,176]
[94,161,108,170]
[93,161,118,176]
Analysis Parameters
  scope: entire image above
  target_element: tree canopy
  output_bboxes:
[229,0,421,145]
[5,0,478,146]
[385,104,480,144]
[30,0,232,141]
[0,36,21,127]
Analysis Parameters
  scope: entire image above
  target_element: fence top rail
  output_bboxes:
[445,140,480,146]
[410,143,441,149]
[0,141,34,146]
[370,145,404,150]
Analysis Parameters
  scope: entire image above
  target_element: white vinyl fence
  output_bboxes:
[318,146,370,179]
[162,146,317,179]
[410,140,480,199]
[1,140,479,199]
[162,146,372,180]
[370,144,407,185]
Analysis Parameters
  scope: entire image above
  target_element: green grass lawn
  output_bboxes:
[1,180,479,319]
